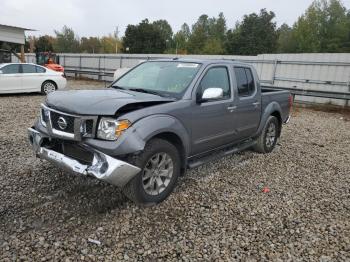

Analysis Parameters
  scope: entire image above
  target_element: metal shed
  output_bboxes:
[0,24,34,62]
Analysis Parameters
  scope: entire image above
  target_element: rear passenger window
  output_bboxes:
[199,67,231,100]
[22,64,37,73]
[234,67,255,97]
[36,66,46,73]
[2,64,20,74]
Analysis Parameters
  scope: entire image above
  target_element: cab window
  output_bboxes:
[199,67,231,100]
[234,67,256,97]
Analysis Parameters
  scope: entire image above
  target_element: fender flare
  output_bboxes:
[254,102,282,138]
[132,114,191,155]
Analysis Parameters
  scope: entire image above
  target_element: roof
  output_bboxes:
[0,62,40,67]
[148,58,251,67]
[0,24,35,45]
[0,24,35,31]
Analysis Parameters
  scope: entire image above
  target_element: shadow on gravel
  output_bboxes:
[0,163,130,235]
[0,93,42,98]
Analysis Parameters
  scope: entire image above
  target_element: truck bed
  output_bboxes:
[261,86,291,123]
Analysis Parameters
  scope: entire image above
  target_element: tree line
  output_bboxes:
[8,0,350,55]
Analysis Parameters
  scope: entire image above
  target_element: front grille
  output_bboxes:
[85,120,94,134]
[50,111,75,133]
[41,104,97,140]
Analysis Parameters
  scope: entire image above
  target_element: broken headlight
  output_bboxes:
[97,118,131,141]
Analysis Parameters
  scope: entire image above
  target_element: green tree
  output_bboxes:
[54,26,80,53]
[35,35,54,52]
[153,20,174,53]
[187,13,227,54]
[277,23,296,53]
[208,12,227,43]
[100,35,123,53]
[292,0,350,52]
[174,23,191,54]
[187,15,210,54]
[123,19,166,53]
[225,9,277,55]
[80,37,101,53]
[202,38,225,54]
[153,20,173,42]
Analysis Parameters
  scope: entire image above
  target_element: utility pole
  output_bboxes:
[114,26,119,54]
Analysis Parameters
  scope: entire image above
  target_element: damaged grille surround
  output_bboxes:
[40,104,98,141]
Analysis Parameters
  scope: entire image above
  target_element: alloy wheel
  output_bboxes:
[43,82,56,94]
[142,152,174,196]
[265,122,276,148]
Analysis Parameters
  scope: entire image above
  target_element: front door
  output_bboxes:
[191,65,236,155]
[0,64,22,93]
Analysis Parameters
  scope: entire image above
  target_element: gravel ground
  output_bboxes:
[0,80,349,261]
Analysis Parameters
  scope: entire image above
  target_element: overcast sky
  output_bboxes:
[2,0,350,38]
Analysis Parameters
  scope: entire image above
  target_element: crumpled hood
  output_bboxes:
[46,89,174,115]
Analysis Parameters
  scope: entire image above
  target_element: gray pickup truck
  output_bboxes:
[28,59,292,204]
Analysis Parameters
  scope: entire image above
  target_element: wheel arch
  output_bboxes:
[42,79,57,87]
[255,102,283,138]
[148,131,187,175]
[270,110,282,137]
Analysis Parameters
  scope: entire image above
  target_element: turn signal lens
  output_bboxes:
[115,120,131,137]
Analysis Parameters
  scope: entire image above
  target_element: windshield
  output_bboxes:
[112,61,201,98]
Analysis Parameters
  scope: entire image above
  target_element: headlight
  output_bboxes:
[40,107,49,127]
[97,118,131,141]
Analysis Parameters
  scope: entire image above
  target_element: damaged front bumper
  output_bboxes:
[27,127,141,188]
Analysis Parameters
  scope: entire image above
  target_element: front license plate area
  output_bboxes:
[47,151,64,162]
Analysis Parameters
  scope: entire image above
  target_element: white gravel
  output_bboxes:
[0,80,349,261]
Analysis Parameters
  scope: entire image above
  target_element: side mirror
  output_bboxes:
[198,87,224,103]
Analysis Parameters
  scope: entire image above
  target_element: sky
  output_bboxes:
[1,0,350,38]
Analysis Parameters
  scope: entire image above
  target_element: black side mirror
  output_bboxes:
[196,91,203,104]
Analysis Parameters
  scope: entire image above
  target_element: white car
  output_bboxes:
[0,63,67,95]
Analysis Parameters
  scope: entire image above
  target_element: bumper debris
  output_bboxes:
[28,127,140,188]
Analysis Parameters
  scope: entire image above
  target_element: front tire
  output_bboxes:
[122,138,181,205]
[253,116,279,153]
[41,81,57,95]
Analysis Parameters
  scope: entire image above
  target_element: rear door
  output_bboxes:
[21,64,44,92]
[0,64,22,93]
[233,66,261,139]
[191,65,236,155]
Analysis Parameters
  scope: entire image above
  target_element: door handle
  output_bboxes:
[227,106,237,111]
[252,102,260,106]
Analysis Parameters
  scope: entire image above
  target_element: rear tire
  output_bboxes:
[253,116,279,153]
[122,138,181,205]
[41,81,57,95]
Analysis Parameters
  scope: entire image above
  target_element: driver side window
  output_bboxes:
[199,67,231,100]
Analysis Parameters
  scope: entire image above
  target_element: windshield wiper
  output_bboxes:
[129,88,163,97]
[111,85,126,90]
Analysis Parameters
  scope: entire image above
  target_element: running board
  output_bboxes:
[187,140,256,169]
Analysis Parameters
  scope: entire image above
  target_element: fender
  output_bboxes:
[84,114,190,158]
[132,114,190,155]
[254,101,282,138]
